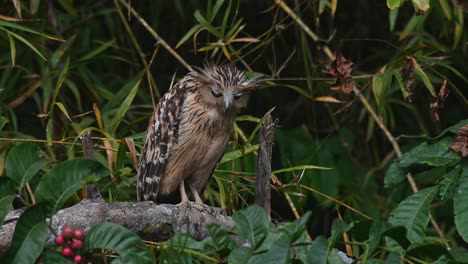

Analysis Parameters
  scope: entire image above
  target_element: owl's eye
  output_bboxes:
[211,89,222,98]
[233,93,243,100]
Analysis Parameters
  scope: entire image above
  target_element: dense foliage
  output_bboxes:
[0,0,467,263]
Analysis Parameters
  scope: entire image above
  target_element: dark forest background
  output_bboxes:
[0,0,467,263]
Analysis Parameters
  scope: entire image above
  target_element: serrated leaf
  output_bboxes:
[384,162,407,188]
[84,222,154,263]
[5,143,44,191]
[232,205,269,249]
[3,204,48,263]
[389,187,437,243]
[0,195,15,226]
[398,139,460,168]
[454,177,468,243]
[35,158,107,213]
[306,235,328,264]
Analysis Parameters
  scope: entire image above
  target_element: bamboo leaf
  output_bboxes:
[0,27,47,61]
[7,32,16,66]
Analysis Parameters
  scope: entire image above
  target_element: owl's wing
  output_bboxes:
[137,83,186,201]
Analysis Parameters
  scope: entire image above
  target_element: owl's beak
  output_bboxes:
[223,97,231,113]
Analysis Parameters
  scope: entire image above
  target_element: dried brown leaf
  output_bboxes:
[402,56,415,102]
[328,54,354,94]
[313,96,347,104]
[450,124,468,157]
[124,137,138,169]
[103,139,115,180]
[430,79,449,122]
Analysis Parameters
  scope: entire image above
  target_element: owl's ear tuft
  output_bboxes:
[242,71,266,91]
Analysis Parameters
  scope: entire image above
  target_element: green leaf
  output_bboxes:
[228,247,253,263]
[387,0,402,9]
[205,224,236,253]
[0,195,15,226]
[0,20,64,41]
[250,234,291,264]
[454,176,468,243]
[220,144,258,163]
[306,236,328,264]
[232,205,269,249]
[35,158,107,213]
[0,116,8,131]
[176,24,202,48]
[272,165,330,174]
[5,143,44,191]
[10,223,48,264]
[84,222,154,263]
[0,178,17,197]
[372,74,384,107]
[0,27,47,61]
[42,249,71,264]
[7,32,16,66]
[438,165,462,201]
[52,57,70,107]
[413,59,435,96]
[3,204,48,263]
[383,226,410,251]
[57,0,77,16]
[368,221,392,256]
[194,10,221,38]
[278,211,312,242]
[106,77,141,133]
[77,40,114,63]
[384,162,407,188]
[398,139,460,168]
[412,0,430,13]
[389,187,437,243]
[435,119,468,139]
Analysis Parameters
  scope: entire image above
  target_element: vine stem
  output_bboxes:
[353,86,450,249]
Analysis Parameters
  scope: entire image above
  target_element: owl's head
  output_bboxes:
[191,64,262,115]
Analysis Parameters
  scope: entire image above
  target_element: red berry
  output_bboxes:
[62,226,74,239]
[74,229,85,240]
[61,247,73,258]
[73,255,82,263]
[54,235,65,246]
[71,238,83,249]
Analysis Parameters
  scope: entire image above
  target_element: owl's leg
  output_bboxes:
[178,179,190,205]
[189,184,203,204]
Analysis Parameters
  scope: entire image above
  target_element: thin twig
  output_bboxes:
[118,0,192,71]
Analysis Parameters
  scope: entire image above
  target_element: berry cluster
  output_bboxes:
[54,226,85,263]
